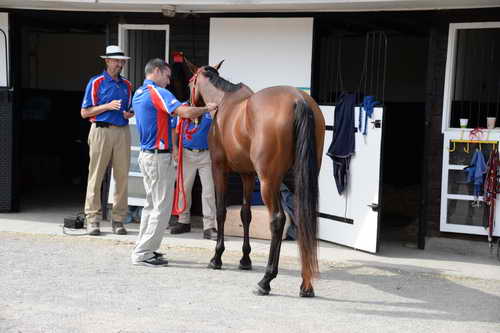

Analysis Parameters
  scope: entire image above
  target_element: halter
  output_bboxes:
[188,67,204,107]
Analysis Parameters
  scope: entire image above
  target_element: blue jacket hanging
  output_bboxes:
[464,150,487,196]
[358,95,380,136]
[327,92,356,195]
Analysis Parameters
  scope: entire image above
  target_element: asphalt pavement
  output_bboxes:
[1,220,500,332]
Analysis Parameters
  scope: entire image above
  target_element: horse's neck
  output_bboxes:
[225,85,254,105]
[201,85,225,105]
[201,82,254,110]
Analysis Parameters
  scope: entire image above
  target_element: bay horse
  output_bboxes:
[185,59,325,297]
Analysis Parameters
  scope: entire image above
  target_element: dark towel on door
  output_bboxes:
[327,92,356,195]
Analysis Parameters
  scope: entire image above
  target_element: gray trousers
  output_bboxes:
[132,151,175,262]
[177,149,216,230]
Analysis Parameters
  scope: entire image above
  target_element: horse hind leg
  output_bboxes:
[254,180,286,296]
[208,168,228,270]
[239,174,255,270]
[300,278,315,297]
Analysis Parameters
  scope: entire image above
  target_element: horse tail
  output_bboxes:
[293,98,319,287]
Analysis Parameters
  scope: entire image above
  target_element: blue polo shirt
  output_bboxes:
[132,79,183,151]
[81,71,132,126]
[174,113,212,150]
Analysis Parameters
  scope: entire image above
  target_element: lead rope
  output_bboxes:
[172,118,187,215]
[171,70,202,215]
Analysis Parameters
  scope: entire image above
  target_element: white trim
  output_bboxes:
[449,164,467,170]
[449,22,500,30]
[129,172,142,177]
[442,25,457,133]
[447,194,484,201]
[128,197,146,206]
[0,13,9,88]
[441,223,493,235]
[1,0,500,13]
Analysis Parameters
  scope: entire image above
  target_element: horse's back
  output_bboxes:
[212,84,324,176]
[249,85,324,138]
[247,86,325,172]
[245,86,323,177]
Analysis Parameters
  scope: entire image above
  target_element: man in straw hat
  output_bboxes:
[80,45,135,236]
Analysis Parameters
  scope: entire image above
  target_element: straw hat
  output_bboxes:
[100,45,130,60]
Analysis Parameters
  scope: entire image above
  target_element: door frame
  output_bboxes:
[118,24,170,78]
[0,12,15,212]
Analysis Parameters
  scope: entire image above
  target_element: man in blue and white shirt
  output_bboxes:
[170,113,217,240]
[131,58,216,267]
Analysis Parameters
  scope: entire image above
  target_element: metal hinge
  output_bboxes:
[368,203,379,212]
[371,119,381,128]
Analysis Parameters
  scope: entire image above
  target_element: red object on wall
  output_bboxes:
[173,51,184,63]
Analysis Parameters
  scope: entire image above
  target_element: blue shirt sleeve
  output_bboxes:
[81,79,94,108]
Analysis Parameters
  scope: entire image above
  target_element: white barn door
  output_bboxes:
[318,106,384,253]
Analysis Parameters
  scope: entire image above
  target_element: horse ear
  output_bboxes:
[213,59,225,71]
[184,57,198,74]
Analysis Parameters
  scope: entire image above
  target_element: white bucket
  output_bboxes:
[459,118,468,128]
[487,117,496,129]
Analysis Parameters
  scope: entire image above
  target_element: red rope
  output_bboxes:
[172,118,187,215]
[172,69,204,215]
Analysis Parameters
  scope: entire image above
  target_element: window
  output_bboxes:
[443,23,500,131]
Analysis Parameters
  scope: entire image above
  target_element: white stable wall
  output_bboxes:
[209,17,313,93]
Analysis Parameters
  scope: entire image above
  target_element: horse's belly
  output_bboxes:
[226,152,255,173]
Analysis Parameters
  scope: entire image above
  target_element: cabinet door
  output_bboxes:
[440,131,500,236]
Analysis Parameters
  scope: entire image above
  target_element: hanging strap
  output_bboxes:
[172,70,204,214]
[172,118,187,215]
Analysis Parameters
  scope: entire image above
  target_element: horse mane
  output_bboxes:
[202,66,242,93]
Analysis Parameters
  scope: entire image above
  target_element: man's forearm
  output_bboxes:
[81,104,109,119]
[175,105,211,119]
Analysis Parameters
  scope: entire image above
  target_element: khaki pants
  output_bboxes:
[178,149,216,230]
[132,152,176,262]
[84,123,131,224]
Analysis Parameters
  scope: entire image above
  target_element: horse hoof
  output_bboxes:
[299,287,315,298]
[253,285,270,296]
[238,263,252,270]
[207,260,222,270]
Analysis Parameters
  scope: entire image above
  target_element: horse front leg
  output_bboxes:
[239,174,255,270]
[254,179,285,296]
[208,168,227,270]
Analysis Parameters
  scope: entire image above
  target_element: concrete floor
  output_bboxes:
[2,185,500,331]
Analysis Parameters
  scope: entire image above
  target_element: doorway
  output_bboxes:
[13,11,107,217]
[312,13,429,250]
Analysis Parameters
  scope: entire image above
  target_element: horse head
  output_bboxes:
[184,58,224,107]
